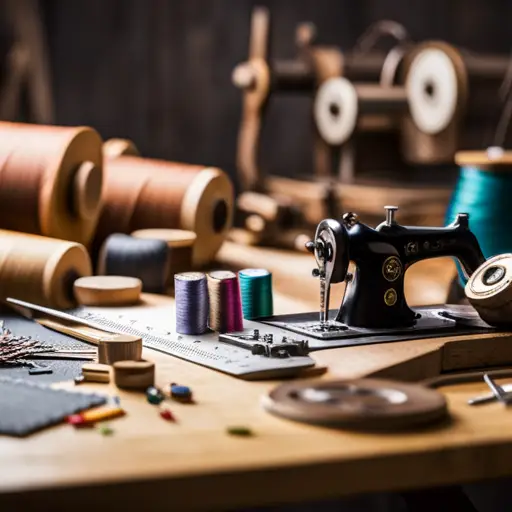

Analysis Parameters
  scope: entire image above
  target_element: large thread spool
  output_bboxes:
[174,272,209,335]
[447,150,512,281]
[465,253,512,326]
[98,234,169,294]
[207,271,243,333]
[0,230,92,308]
[96,141,234,266]
[0,122,103,245]
[239,268,273,319]
[131,229,196,288]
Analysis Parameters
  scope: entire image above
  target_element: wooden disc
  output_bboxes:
[73,275,142,306]
[455,150,512,170]
[465,253,512,325]
[131,229,197,248]
[103,138,140,159]
[113,360,155,390]
[263,378,448,431]
[97,334,143,365]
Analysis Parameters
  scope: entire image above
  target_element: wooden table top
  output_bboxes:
[3,243,512,511]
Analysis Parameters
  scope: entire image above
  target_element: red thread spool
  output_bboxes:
[207,271,243,333]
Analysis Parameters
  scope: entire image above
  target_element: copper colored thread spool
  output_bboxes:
[96,154,234,267]
[0,230,92,309]
[0,122,103,245]
[131,229,196,288]
[102,138,140,159]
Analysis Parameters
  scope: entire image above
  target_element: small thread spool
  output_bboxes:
[103,138,140,159]
[174,272,209,334]
[97,334,143,365]
[465,253,512,326]
[0,230,92,308]
[0,122,103,245]
[131,229,196,288]
[113,360,155,390]
[95,147,234,266]
[239,268,273,319]
[207,271,243,333]
[98,234,169,294]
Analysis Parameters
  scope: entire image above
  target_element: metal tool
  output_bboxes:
[483,373,512,406]
[468,383,512,406]
[306,206,485,329]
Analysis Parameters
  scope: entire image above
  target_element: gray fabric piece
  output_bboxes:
[0,376,106,436]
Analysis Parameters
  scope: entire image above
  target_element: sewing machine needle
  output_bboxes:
[483,374,512,405]
[319,276,330,325]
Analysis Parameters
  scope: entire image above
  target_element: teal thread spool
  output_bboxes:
[447,150,512,284]
[239,268,273,319]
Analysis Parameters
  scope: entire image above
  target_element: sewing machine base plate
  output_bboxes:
[260,305,496,349]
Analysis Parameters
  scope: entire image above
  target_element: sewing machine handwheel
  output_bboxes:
[313,218,349,283]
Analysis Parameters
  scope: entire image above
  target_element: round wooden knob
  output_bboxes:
[97,334,143,365]
[74,275,142,306]
[113,360,155,390]
[73,161,102,220]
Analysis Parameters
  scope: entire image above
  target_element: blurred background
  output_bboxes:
[3,0,512,182]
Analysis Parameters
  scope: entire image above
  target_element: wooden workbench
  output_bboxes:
[2,243,512,511]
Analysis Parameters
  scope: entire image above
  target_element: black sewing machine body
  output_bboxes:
[338,211,485,328]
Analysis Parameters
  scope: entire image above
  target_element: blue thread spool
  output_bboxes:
[446,149,512,284]
[239,268,273,320]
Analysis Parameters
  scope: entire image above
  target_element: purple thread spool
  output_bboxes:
[207,270,243,333]
[174,272,209,334]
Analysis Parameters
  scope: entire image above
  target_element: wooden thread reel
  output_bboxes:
[0,122,103,245]
[263,378,448,431]
[465,253,512,327]
[314,77,408,147]
[113,360,155,390]
[131,229,196,288]
[97,334,143,365]
[96,139,234,267]
[0,230,91,309]
[73,275,142,306]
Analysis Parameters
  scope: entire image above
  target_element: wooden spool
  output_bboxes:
[0,230,91,309]
[465,253,512,326]
[103,138,140,159]
[97,334,143,365]
[264,378,448,431]
[131,229,196,288]
[73,275,142,306]
[96,152,234,267]
[113,360,155,390]
[0,122,103,245]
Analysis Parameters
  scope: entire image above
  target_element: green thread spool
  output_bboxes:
[239,268,273,319]
[447,150,512,284]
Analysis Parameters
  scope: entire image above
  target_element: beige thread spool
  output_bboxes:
[97,334,143,365]
[465,253,512,326]
[96,139,234,267]
[113,360,155,390]
[0,122,103,245]
[0,230,92,309]
[131,229,196,288]
[73,275,142,306]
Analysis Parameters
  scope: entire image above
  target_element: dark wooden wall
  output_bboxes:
[42,0,512,185]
